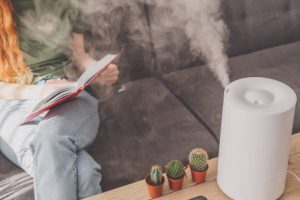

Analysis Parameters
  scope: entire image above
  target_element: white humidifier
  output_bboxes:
[217,77,297,200]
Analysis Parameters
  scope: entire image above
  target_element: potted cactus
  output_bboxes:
[166,160,185,191]
[189,148,209,184]
[145,165,165,198]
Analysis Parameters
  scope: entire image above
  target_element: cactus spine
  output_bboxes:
[189,148,208,172]
[150,165,163,185]
[166,160,185,179]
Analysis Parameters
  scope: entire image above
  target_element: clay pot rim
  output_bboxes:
[189,164,209,172]
[145,174,165,186]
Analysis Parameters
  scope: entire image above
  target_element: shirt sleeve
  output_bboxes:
[71,0,89,33]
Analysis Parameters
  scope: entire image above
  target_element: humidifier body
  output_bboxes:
[217,77,297,200]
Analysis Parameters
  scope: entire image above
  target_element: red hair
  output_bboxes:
[0,0,32,84]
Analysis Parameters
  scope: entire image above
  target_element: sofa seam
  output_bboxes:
[156,78,220,144]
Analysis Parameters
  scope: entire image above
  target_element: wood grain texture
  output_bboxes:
[85,134,300,200]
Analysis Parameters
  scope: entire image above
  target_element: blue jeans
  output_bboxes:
[0,90,102,199]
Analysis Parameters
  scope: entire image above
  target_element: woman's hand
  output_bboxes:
[74,52,120,86]
[95,64,119,86]
[72,33,120,86]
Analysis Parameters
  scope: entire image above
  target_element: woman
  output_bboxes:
[0,0,119,199]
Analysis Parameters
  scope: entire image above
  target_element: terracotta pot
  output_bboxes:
[146,175,165,198]
[190,165,208,184]
[167,175,184,191]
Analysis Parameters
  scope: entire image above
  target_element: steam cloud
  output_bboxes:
[145,0,230,87]
[74,0,153,61]
[80,0,231,87]
[183,0,230,87]
[187,0,230,87]
[18,0,230,87]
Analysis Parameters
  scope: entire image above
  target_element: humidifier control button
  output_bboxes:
[244,89,275,106]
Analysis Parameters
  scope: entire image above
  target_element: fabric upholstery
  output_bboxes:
[83,0,156,83]
[145,0,205,72]
[87,77,218,191]
[147,0,300,72]
[161,41,300,139]
[0,152,34,200]
[224,0,300,56]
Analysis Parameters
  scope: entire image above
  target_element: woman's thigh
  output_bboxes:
[39,91,100,149]
[0,91,100,168]
[0,99,40,166]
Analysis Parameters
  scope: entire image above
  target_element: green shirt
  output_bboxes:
[12,0,88,83]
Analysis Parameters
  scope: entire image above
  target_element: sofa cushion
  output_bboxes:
[224,0,300,56]
[0,152,34,200]
[82,0,156,83]
[146,0,300,72]
[161,41,300,140]
[145,0,206,72]
[87,77,218,191]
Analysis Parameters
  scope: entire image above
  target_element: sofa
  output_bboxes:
[1,0,300,199]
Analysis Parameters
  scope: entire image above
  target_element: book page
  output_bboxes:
[31,86,76,112]
[77,54,118,87]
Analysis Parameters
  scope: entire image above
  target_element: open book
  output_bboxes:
[21,54,118,124]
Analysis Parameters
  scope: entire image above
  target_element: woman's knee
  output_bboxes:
[36,117,75,140]
[46,91,99,122]
[30,117,79,157]
[39,91,100,148]
[77,150,102,198]
[35,106,100,150]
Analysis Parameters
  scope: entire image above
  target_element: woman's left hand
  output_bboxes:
[95,64,119,86]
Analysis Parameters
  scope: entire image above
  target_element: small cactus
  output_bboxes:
[189,148,208,172]
[150,165,163,185]
[166,160,185,179]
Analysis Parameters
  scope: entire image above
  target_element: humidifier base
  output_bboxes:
[217,169,286,200]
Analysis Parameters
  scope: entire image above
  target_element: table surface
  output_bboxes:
[86,133,300,200]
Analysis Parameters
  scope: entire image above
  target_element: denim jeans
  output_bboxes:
[0,88,102,199]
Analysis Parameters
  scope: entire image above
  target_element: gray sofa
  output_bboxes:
[1,0,300,199]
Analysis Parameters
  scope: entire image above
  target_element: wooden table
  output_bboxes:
[86,134,300,200]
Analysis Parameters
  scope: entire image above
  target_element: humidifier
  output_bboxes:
[217,77,297,200]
